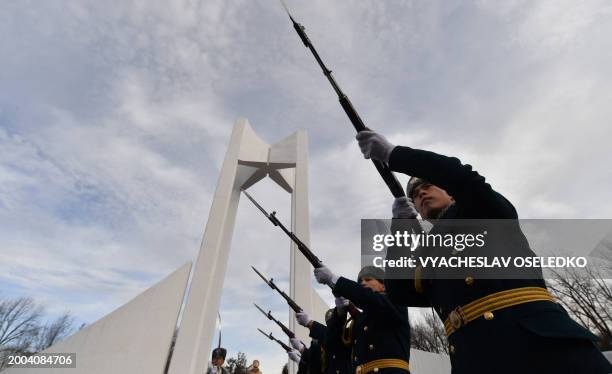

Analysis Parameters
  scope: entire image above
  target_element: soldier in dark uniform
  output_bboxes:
[290,339,323,374]
[287,347,305,374]
[294,302,354,374]
[293,310,326,374]
[323,299,354,374]
[314,265,411,374]
[356,130,612,374]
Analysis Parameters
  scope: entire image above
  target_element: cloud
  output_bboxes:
[1,0,612,369]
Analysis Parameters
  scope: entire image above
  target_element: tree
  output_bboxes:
[0,297,43,370]
[226,351,248,374]
[547,264,612,350]
[0,297,76,370]
[32,313,75,352]
[410,308,448,354]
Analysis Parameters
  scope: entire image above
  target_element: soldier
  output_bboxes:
[314,265,411,374]
[293,301,353,374]
[322,299,353,374]
[293,312,326,374]
[356,130,612,373]
[287,348,305,374]
[289,339,323,374]
[207,348,230,374]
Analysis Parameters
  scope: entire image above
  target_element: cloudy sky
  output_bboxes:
[1,0,612,372]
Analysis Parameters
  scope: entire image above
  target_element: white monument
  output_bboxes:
[168,118,328,374]
[4,263,192,374]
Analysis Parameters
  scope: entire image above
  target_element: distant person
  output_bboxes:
[206,347,230,374]
[247,360,262,374]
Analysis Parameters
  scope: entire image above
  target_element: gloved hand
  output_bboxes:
[334,297,350,312]
[290,337,306,353]
[288,350,302,363]
[356,130,396,164]
[296,312,311,327]
[314,265,339,287]
[392,197,418,219]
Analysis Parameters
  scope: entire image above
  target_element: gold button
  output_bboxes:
[369,344,374,350]
[449,345,455,354]
[363,326,368,331]
[332,355,336,359]
[373,368,379,373]
[465,276,474,286]
[484,311,494,320]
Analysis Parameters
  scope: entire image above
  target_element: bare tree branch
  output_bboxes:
[32,312,75,352]
[548,265,612,350]
[410,308,448,354]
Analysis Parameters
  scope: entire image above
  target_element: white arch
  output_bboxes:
[168,118,328,374]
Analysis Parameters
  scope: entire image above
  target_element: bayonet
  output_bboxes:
[247,196,363,318]
[257,328,293,353]
[252,266,303,313]
[244,191,321,267]
[254,303,300,340]
[277,0,405,198]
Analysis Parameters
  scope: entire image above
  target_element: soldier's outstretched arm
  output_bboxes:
[388,146,516,217]
[356,131,516,217]
[308,320,327,342]
[332,277,404,319]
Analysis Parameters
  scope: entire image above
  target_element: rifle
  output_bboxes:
[257,328,293,353]
[252,266,303,313]
[244,190,320,267]
[277,0,405,198]
[246,193,361,318]
[254,303,300,340]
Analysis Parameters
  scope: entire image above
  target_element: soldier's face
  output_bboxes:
[212,358,225,366]
[412,183,454,219]
[360,277,385,292]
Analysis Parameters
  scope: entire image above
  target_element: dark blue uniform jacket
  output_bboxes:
[384,146,611,374]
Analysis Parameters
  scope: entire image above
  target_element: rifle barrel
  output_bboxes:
[278,2,405,198]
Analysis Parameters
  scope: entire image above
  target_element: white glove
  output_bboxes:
[288,350,301,363]
[290,337,306,352]
[314,266,339,287]
[392,197,418,219]
[334,297,350,312]
[356,130,396,164]
[296,312,311,327]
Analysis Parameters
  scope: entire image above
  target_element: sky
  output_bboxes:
[1,0,612,372]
